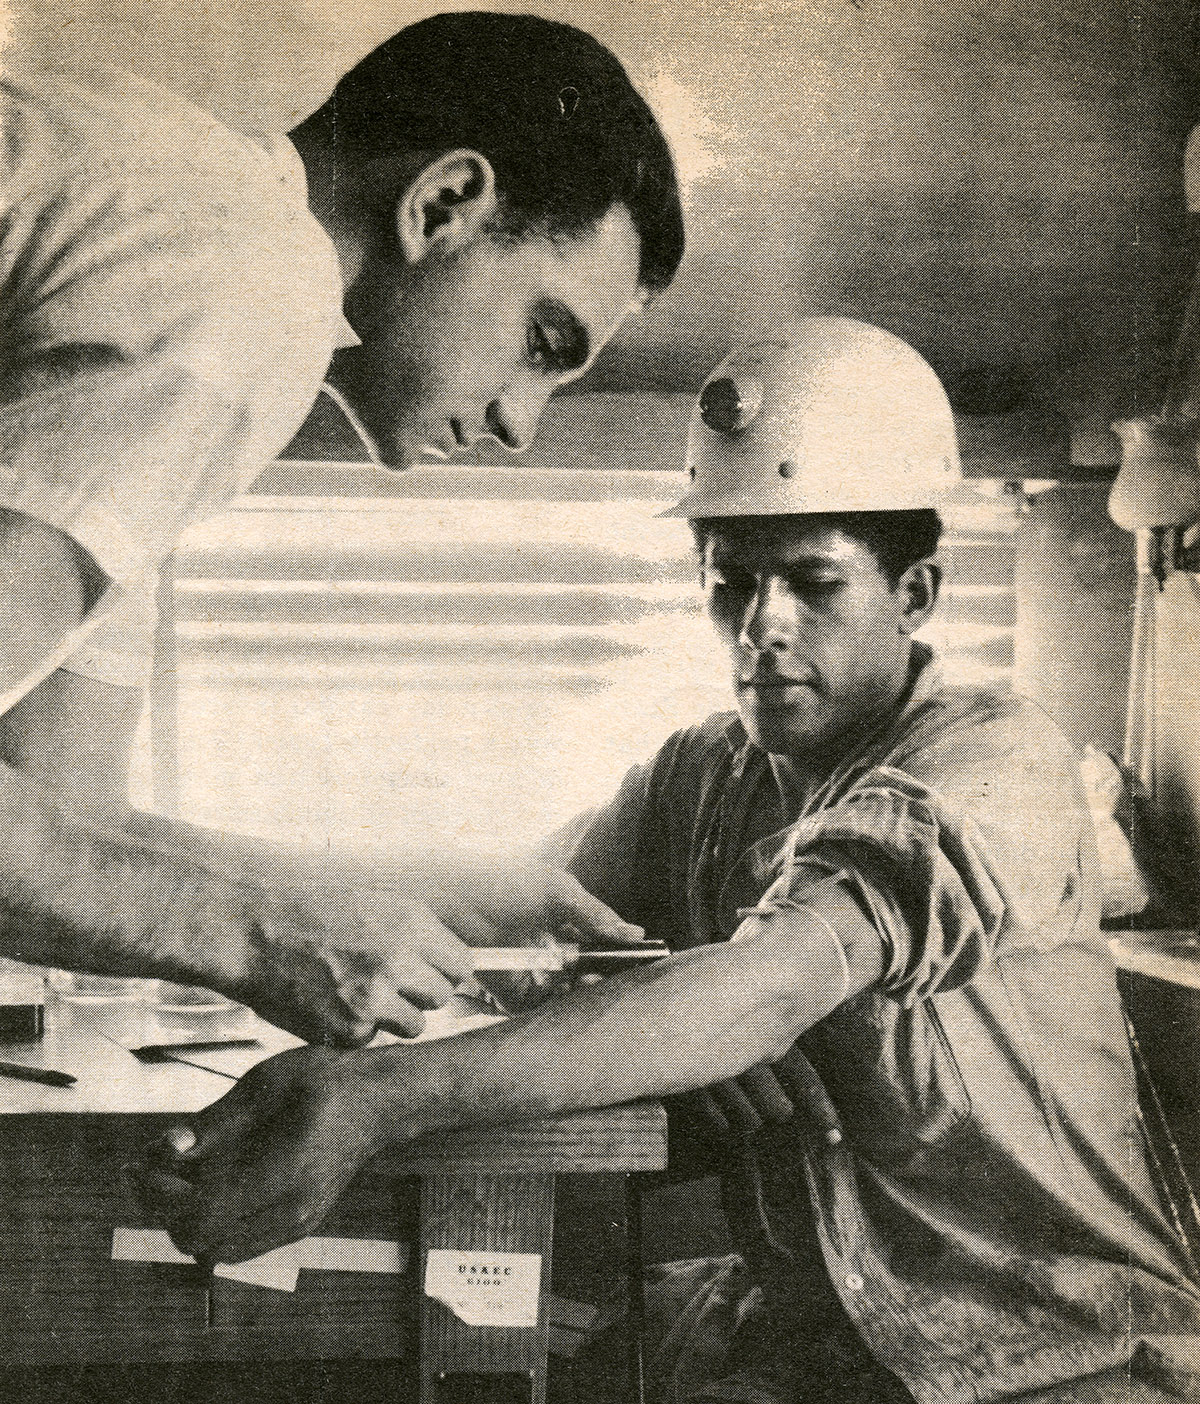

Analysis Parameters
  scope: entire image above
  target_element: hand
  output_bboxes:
[130,1045,385,1264]
[691,1046,844,1146]
[415,859,644,1015]
[235,882,475,1046]
[420,858,644,949]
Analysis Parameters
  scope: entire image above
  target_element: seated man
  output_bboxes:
[138,320,1200,1403]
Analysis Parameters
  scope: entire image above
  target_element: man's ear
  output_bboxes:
[394,149,497,264]
[895,558,941,635]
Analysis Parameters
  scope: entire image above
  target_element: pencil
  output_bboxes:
[0,1059,76,1088]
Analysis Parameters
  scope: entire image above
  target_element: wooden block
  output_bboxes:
[388,1102,668,1177]
[419,1175,555,1404]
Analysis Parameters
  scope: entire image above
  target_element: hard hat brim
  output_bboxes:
[660,484,958,520]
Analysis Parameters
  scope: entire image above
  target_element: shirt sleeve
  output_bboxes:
[0,177,340,592]
[544,759,660,927]
[544,725,715,938]
[57,579,159,690]
[754,706,1098,1006]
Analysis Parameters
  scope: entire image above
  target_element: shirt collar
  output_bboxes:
[256,133,360,350]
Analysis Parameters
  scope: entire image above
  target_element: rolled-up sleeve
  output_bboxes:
[759,739,1093,1006]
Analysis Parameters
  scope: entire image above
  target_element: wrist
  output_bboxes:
[355,1042,450,1151]
[157,888,264,1001]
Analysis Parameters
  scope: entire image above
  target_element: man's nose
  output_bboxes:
[739,577,796,652]
[484,389,547,453]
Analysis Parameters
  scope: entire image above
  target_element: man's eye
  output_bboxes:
[790,577,843,598]
[710,570,754,594]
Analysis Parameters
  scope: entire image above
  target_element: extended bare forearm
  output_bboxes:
[361,895,881,1146]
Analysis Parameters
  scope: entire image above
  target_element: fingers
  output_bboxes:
[398,916,475,986]
[374,1006,426,1040]
[365,896,475,985]
[198,1193,322,1266]
[128,1164,203,1251]
[773,1046,844,1147]
[365,951,457,1013]
[542,872,645,948]
[709,1079,765,1140]
[152,1061,289,1170]
[736,1065,796,1125]
[164,1125,197,1156]
[329,944,464,1043]
[131,1162,298,1264]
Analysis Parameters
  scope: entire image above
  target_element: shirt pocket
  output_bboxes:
[801,990,972,1175]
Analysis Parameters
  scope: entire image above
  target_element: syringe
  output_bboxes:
[468,941,669,974]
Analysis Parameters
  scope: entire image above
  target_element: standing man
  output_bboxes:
[144,323,1200,1402]
[0,12,683,1041]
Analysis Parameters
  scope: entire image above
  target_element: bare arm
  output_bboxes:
[0,509,475,1040]
[365,893,879,1131]
[138,889,882,1263]
[0,511,637,1041]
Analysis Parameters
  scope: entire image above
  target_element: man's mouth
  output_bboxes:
[737,674,818,700]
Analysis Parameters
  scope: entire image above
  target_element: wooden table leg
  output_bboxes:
[419,1173,556,1404]
[625,1174,648,1404]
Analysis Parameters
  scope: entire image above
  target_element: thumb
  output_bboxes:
[172,1081,271,1163]
[546,873,645,948]
[163,1124,197,1158]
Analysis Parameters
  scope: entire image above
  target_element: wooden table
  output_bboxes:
[0,994,667,1404]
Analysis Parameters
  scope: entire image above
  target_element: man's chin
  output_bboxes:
[740,703,826,759]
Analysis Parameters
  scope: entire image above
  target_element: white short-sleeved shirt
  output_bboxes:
[0,64,353,689]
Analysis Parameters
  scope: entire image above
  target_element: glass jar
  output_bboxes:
[47,971,153,1003]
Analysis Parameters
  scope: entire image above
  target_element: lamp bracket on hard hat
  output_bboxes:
[700,376,764,435]
[665,319,962,521]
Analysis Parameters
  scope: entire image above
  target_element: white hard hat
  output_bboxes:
[664,319,961,519]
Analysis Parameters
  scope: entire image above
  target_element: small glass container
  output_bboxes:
[150,981,241,1013]
[0,959,45,1042]
[47,971,153,1003]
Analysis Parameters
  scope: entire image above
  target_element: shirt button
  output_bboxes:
[844,1272,864,1292]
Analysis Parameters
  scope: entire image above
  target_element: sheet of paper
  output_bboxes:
[424,1248,542,1328]
[134,1000,504,1078]
[112,1227,409,1292]
[300,1236,408,1273]
[111,1226,194,1267]
[213,1245,301,1292]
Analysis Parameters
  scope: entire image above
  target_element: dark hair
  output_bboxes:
[312,12,684,293]
[691,511,944,587]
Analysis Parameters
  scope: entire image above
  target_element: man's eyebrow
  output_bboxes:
[709,549,844,573]
[533,298,590,372]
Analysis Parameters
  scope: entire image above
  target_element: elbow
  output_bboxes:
[729,924,855,1062]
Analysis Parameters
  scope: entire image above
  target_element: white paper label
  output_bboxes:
[213,1245,301,1293]
[112,1228,408,1294]
[111,1226,193,1267]
[424,1248,542,1328]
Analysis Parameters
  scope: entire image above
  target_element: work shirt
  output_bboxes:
[0,64,351,690]
[561,645,1200,1403]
